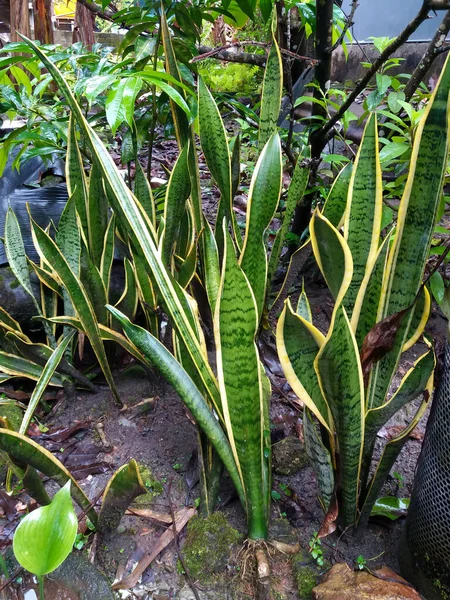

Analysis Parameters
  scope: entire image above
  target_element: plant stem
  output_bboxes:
[38,575,45,600]
[0,554,9,579]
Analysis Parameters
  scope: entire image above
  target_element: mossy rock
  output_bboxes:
[292,549,329,599]
[182,513,242,581]
[132,464,163,505]
[272,436,307,476]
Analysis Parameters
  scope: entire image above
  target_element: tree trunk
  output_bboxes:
[10,0,30,42]
[72,0,95,48]
[33,0,54,44]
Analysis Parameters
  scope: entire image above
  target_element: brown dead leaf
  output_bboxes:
[378,425,424,442]
[317,494,338,539]
[360,308,409,382]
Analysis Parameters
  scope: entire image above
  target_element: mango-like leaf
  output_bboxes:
[240,132,282,317]
[258,38,282,148]
[13,481,77,576]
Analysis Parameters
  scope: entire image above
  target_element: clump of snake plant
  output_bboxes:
[277,54,450,530]
[8,10,311,543]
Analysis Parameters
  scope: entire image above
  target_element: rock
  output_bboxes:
[272,436,307,476]
[178,585,208,600]
[53,552,115,600]
[182,512,242,581]
[312,563,422,600]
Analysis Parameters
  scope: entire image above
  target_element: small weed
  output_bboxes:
[309,533,324,567]
[393,471,405,489]
[356,555,367,570]
[271,489,281,501]
[172,463,182,471]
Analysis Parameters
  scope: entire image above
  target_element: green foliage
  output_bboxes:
[198,62,261,95]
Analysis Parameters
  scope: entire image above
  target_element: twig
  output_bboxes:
[329,0,359,54]
[0,567,23,593]
[77,0,116,22]
[166,480,201,600]
[192,42,317,66]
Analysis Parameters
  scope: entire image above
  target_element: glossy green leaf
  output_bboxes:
[370,496,409,520]
[13,481,77,576]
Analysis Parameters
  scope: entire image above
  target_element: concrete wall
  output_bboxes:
[340,0,444,41]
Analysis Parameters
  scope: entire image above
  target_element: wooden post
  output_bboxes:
[10,0,31,42]
[33,0,54,44]
[72,0,95,48]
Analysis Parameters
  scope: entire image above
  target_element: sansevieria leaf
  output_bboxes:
[13,481,78,576]
[258,37,282,148]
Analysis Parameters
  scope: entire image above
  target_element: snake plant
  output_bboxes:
[277,54,450,529]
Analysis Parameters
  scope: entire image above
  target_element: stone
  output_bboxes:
[292,548,329,599]
[272,436,307,476]
[182,512,242,581]
[312,563,422,600]
[53,552,115,600]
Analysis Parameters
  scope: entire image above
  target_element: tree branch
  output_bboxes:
[329,0,359,54]
[193,42,317,67]
[404,9,450,100]
[77,0,116,22]
[311,0,439,148]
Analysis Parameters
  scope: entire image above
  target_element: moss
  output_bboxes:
[0,403,22,431]
[182,513,242,581]
[292,550,325,599]
[132,464,163,505]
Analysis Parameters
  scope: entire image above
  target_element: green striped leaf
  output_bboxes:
[114,258,138,322]
[198,77,232,232]
[107,305,245,506]
[100,214,116,290]
[30,216,121,406]
[201,220,221,315]
[315,305,364,527]
[277,300,329,430]
[134,160,155,227]
[19,332,75,435]
[303,407,334,508]
[369,55,450,409]
[88,160,109,269]
[403,286,430,352]
[268,156,309,288]
[4,209,35,299]
[322,162,352,227]
[240,132,282,317]
[344,113,383,320]
[0,306,22,333]
[56,194,80,323]
[162,145,191,266]
[0,429,97,525]
[215,228,268,539]
[20,37,221,417]
[296,280,313,323]
[67,115,88,231]
[258,38,282,148]
[80,239,108,325]
[310,210,353,307]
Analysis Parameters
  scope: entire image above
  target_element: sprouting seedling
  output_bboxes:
[13,481,78,600]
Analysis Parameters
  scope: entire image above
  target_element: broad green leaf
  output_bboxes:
[84,74,117,103]
[98,460,146,537]
[19,332,75,435]
[379,141,409,163]
[13,481,77,576]
[277,300,329,430]
[258,38,282,148]
[106,78,128,134]
[215,228,268,539]
[315,305,364,527]
[370,496,409,520]
[240,132,282,317]
[430,271,445,304]
[106,305,245,506]
[0,430,97,524]
[344,113,383,322]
